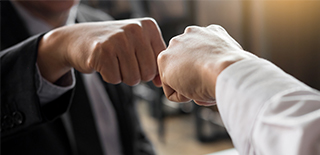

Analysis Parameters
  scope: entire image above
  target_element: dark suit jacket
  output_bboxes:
[0,2,154,155]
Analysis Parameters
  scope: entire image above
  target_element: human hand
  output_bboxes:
[157,25,257,106]
[38,17,166,86]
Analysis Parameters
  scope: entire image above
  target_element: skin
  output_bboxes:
[157,25,258,106]
[15,0,166,86]
[38,18,166,86]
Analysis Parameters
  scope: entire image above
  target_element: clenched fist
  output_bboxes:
[38,17,166,86]
[157,25,257,106]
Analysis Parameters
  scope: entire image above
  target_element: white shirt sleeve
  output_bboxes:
[35,64,76,105]
[216,58,320,155]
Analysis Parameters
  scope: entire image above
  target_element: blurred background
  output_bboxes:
[82,0,320,154]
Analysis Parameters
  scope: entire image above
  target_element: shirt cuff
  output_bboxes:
[35,64,75,105]
[215,58,311,154]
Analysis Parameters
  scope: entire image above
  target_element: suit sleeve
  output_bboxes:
[216,58,320,155]
[1,34,74,140]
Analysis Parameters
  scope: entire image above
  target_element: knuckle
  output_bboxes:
[141,17,156,25]
[184,25,200,33]
[157,52,168,64]
[168,35,181,45]
[208,24,226,32]
[113,30,126,40]
[141,17,158,29]
[124,23,142,34]
[100,41,116,58]
[109,31,130,55]
[217,25,226,32]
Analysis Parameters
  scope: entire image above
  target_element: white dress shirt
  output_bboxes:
[12,2,122,155]
[216,58,320,155]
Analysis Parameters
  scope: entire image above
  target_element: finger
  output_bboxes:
[152,74,162,87]
[150,31,166,58]
[122,22,158,82]
[155,50,168,87]
[99,56,122,84]
[116,39,141,86]
[162,83,191,103]
[136,47,157,82]
[141,18,167,55]
[142,19,167,68]
[89,42,122,84]
[130,32,157,82]
[150,32,166,86]
[207,24,227,32]
[118,51,141,86]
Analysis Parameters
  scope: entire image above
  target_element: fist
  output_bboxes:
[41,17,166,86]
[157,25,257,106]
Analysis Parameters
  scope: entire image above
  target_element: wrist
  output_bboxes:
[37,29,71,83]
[204,50,256,98]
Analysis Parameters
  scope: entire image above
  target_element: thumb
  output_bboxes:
[163,83,191,103]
